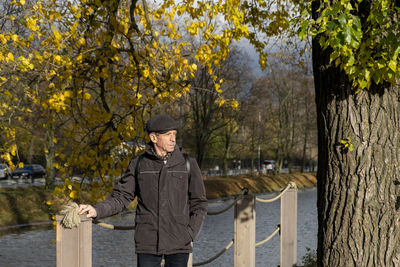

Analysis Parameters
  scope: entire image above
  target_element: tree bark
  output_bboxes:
[313,10,400,267]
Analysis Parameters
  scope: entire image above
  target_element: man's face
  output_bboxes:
[150,130,177,156]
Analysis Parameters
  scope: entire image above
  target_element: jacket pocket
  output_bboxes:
[135,214,157,249]
[171,172,188,189]
[173,215,192,243]
[135,213,153,224]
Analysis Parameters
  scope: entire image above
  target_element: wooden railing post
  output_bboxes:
[56,214,92,267]
[234,194,255,267]
[280,186,297,267]
[187,241,193,267]
[187,251,193,267]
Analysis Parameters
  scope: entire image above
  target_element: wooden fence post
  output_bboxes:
[234,194,255,267]
[280,187,297,267]
[187,251,193,267]
[56,214,92,267]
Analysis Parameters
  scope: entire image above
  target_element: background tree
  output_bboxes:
[185,65,225,168]
[267,62,315,173]
[299,81,316,173]
[183,45,252,169]
[0,0,256,198]
[204,47,254,175]
[0,0,56,178]
[241,76,274,172]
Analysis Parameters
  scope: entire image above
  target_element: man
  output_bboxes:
[79,114,208,267]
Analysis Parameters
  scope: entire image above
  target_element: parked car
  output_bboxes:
[0,164,12,179]
[12,164,46,182]
[262,160,276,173]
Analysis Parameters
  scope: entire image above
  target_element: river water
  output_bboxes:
[0,187,317,267]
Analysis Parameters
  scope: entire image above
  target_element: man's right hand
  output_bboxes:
[79,204,97,218]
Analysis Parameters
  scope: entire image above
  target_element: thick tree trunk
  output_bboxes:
[313,17,400,267]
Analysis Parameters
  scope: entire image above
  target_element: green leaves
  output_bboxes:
[297,0,400,91]
[298,20,310,41]
[388,61,397,72]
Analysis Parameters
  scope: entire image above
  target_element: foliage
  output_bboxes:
[301,247,317,267]
[0,0,251,199]
[297,0,400,91]
[0,0,312,201]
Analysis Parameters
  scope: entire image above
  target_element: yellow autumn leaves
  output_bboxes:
[0,0,272,202]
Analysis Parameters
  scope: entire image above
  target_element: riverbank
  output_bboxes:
[204,172,316,199]
[0,172,317,227]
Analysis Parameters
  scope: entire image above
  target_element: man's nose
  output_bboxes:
[171,135,176,142]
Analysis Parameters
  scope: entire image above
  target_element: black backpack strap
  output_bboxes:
[183,153,191,184]
[135,154,144,179]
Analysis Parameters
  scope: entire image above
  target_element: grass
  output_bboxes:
[0,186,62,227]
[204,172,317,199]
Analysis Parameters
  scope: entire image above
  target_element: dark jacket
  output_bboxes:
[94,143,208,255]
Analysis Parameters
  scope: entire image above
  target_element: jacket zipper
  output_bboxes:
[157,160,167,254]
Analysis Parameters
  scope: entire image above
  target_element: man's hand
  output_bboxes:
[79,204,97,218]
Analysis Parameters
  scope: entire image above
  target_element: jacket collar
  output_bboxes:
[144,142,185,167]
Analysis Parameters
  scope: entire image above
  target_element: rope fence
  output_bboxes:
[255,225,280,247]
[56,182,298,267]
[92,221,135,230]
[255,182,297,203]
[92,183,297,230]
[191,183,296,266]
[191,225,281,266]
[192,239,234,266]
[207,194,244,215]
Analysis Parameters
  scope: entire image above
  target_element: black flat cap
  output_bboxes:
[146,114,178,133]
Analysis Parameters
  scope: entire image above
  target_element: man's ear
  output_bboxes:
[149,133,157,143]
